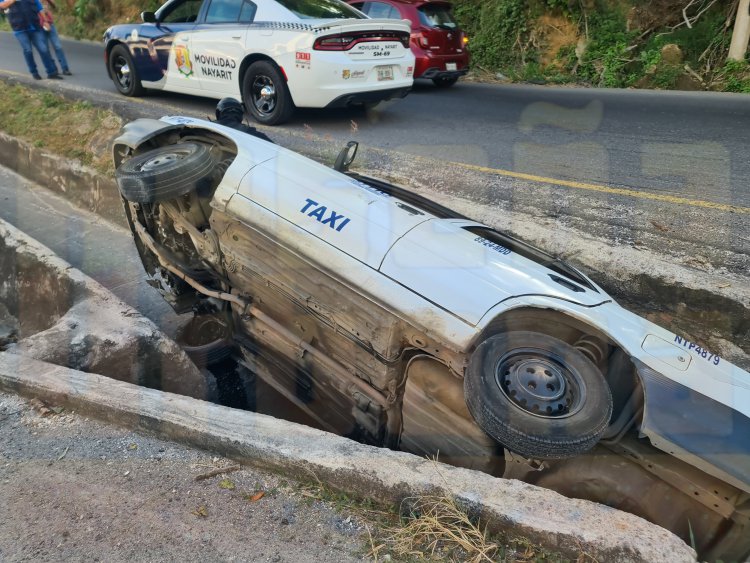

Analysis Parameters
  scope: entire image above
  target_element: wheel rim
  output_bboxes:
[251,75,277,116]
[494,348,586,419]
[113,54,131,90]
[137,149,191,172]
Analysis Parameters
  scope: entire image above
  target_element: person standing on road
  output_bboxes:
[0,0,62,80]
[38,0,71,75]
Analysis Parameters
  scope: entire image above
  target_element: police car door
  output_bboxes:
[152,0,202,93]
[190,0,255,97]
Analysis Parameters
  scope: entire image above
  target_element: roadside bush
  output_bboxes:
[577,6,635,87]
[715,59,750,93]
[453,0,530,70]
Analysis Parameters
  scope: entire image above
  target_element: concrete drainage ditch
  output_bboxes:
[0,217,698,561]
[0,218,213,400]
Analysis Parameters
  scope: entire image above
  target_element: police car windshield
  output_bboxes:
[275,0,366,19]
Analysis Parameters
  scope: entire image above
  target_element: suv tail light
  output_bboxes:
[411,32,428,48]
[313,31,409,51]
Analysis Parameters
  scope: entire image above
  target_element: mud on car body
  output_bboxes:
[103,0,415,125]
[112,116,750,560]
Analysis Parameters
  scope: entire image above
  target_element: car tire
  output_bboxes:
[176,314,234,368]
[109,44,145,97]
[432,76,458,88]
[464,331,612,459]
[242,61,295,125]
[115,143,215,204]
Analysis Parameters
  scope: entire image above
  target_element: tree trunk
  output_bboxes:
[728,0,750,61]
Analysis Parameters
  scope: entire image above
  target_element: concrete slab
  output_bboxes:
[0,218,212,400]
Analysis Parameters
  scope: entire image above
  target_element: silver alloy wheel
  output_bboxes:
[251,75,277,116]
[113,55,131,90]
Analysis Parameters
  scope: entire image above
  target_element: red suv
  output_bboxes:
[348,0,469,87]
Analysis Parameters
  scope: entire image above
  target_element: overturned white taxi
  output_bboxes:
[113,115,749,560]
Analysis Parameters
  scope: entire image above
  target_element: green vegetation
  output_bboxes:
[22,0,749,91]
[450,0,745,91]
[0,83,121,173]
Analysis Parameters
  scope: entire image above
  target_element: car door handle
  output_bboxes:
[232,35,241,39]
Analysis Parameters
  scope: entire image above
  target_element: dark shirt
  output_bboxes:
[215,117,274,144]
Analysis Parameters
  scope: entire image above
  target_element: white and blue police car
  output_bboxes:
[104,0,415,124]
[112,114,750,560]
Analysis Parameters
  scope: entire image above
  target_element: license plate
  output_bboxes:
[376,66,393,81]
[446,62,457,71]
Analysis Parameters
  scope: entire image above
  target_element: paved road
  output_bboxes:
[1,31,749,209]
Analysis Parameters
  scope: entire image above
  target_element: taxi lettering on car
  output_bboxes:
[103,0,415,125]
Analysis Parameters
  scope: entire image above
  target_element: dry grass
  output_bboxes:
[373,493,498,563]
[0,83,121,174]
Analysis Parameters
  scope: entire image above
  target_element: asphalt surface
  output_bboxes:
[1,31,749,208]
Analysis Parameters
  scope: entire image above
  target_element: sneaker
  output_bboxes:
[47,73,63,80]
[63,70,72,76]
[32,73,42,80]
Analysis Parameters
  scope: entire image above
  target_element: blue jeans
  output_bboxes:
[14,29,58,77]
[45,24,69,73]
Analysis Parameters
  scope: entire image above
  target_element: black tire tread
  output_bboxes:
[242,60,294,126]
[109,44,145,97]
[115,143,215,203]
[464,331,612,459]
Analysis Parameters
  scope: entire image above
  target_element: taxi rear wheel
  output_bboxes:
[115,143,215,204]
[242,61,294,126]
[109,44,144,97]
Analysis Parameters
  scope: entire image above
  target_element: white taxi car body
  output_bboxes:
[103,0,415,124]
[112,115,750,560]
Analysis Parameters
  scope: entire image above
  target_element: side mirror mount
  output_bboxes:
[141,11,157,23]
[333,141,359,172]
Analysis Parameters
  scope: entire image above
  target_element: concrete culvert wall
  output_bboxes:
[0,235,80,338]
[0,219,215,401]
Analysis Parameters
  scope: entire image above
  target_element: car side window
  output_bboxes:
[160,0,204,23]
[204,0,257,23]
[239,0,257,22]
[206,0,239,22]
[362,1,399,19]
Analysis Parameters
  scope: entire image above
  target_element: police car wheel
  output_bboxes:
[242,61,294,126]
[464,331,612,460]
[109,44,145,97]
[115,143,215,204]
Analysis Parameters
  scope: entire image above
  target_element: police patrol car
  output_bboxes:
[103,0,415,124]
[112,115,750,560]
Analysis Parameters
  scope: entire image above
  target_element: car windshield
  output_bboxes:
[274,0,365,19]
[417,4,457,29]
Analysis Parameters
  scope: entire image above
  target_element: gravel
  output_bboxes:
[0,391,371,563]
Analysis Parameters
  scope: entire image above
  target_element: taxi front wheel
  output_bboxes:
[464,331,613,460]
[242,61,295,126]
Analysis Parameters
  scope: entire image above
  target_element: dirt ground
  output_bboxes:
[0,390,374,563]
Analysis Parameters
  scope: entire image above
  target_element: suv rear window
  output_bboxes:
[275,0,366,19]
[417,4,457,29]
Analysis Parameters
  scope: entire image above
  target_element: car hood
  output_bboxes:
[380,219,611,325]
